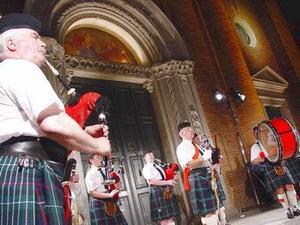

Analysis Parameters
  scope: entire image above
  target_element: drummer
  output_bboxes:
[250,126,300,219]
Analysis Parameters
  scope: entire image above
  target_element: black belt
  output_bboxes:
[0,136,67,165]
[190,167,211,175]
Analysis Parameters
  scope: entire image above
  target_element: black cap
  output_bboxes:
[177,121,191,133]
[0,13,42,34]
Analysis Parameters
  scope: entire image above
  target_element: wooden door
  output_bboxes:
[72,77,164,225]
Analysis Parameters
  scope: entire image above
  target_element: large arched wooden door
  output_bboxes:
[72,77,164,225]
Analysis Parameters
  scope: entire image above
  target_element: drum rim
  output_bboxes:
[280,117,299,157]
[257,120,281,163]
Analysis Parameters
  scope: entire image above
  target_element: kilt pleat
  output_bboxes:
[149,186,180,222]
[262,162,294,193]
[89,197,128,225]
[285,157,300,183]
[0,155,66,225]
[188,169,225,217]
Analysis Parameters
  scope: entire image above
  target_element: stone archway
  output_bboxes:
[39,0,212,223]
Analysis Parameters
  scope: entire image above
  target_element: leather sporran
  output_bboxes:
[274,165,286,176]
[163,187,173,200]
[104,202,117,216]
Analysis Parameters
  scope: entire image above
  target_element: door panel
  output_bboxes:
[72,77,164,225]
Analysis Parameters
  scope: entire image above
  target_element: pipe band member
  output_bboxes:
[0,13,111,225]
[251,126,300,219]
[85,153,127,225]
[142,152,180,225]
[176,121,225,225]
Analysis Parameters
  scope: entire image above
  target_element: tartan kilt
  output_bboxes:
[188,168,224,217]
[0,155,66,225]
[262,162,294,193]
[89,197,128,225]
[285,157,300,183]
[149,186,180,222]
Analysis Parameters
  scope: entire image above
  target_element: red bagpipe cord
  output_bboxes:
[182,145,200,192]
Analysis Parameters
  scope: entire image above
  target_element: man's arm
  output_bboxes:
[38,103,110,156]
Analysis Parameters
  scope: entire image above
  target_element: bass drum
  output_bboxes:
[257,117,298,163]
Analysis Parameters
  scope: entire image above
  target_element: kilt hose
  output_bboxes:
[188,168,225,217]
[285,157,300,183]
[89,197,128,225]
[149,186,180,222]
[0,155,66,225]
[262,162,295,193]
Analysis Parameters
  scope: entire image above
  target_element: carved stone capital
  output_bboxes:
[151,60,195,80]
[143,79,154,93]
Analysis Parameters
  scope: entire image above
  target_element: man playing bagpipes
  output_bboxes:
[85,153,128,225]
[142,151,180,225]
[0,13,111,225]
[176,121,224,225]
[250,126,300,219]
[192,133,229,225]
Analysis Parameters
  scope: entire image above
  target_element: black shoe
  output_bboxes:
[287,209,295,219]
[293,208,300,216]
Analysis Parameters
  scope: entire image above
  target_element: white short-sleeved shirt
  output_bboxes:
[250,142,263,162]
[142,163,166,181]
[85,165,107,193]
[0,59,64,143]
[176,139,209,168]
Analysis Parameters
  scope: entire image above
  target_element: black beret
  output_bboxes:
[0,13,42,34]
[177,121,191,133]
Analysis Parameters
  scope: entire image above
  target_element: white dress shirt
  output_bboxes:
[85,165,107,193]
[176,139,209,168]
[0,59,64,143]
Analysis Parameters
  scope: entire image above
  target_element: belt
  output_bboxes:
[0,136,67,165]
[190,167,211,175]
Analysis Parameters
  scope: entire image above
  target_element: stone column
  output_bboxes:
[150,60,209,223]
[41,37,90,225]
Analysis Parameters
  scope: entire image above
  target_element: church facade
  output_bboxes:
[2,0,300,224]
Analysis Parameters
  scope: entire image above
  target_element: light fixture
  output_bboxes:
[214,90,226,103]
[229,89,246,103]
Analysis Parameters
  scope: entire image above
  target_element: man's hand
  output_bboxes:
[167,179,177,187]
[85,124,109,137]
[109,189,119,198]
[95,137,111,158]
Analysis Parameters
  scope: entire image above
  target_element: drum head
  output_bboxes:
[257,122,280,163]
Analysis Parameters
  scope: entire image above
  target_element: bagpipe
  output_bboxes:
[102,156,125,202]
[153,158,179,180]
[45,59,110,225]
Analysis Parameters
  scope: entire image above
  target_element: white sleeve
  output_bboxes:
[250,143,260,162]
[176,144,192,168]
[85,170,106,193]
[142,165,155,180]
[6,60,64,123]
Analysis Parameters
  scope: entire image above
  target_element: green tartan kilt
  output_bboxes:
[0,155,66,225]
[285,157,300,183]
[89,197,128,225]
[149,186,180,222]
[262,162,294,193]
[188,168,225,217]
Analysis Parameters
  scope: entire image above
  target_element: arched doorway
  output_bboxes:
[40,0,210,224]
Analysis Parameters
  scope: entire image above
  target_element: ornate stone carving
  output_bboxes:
[143,79,154,93]
[65,55,151,78]
[41,37,69,102]
[151,60,195,80]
